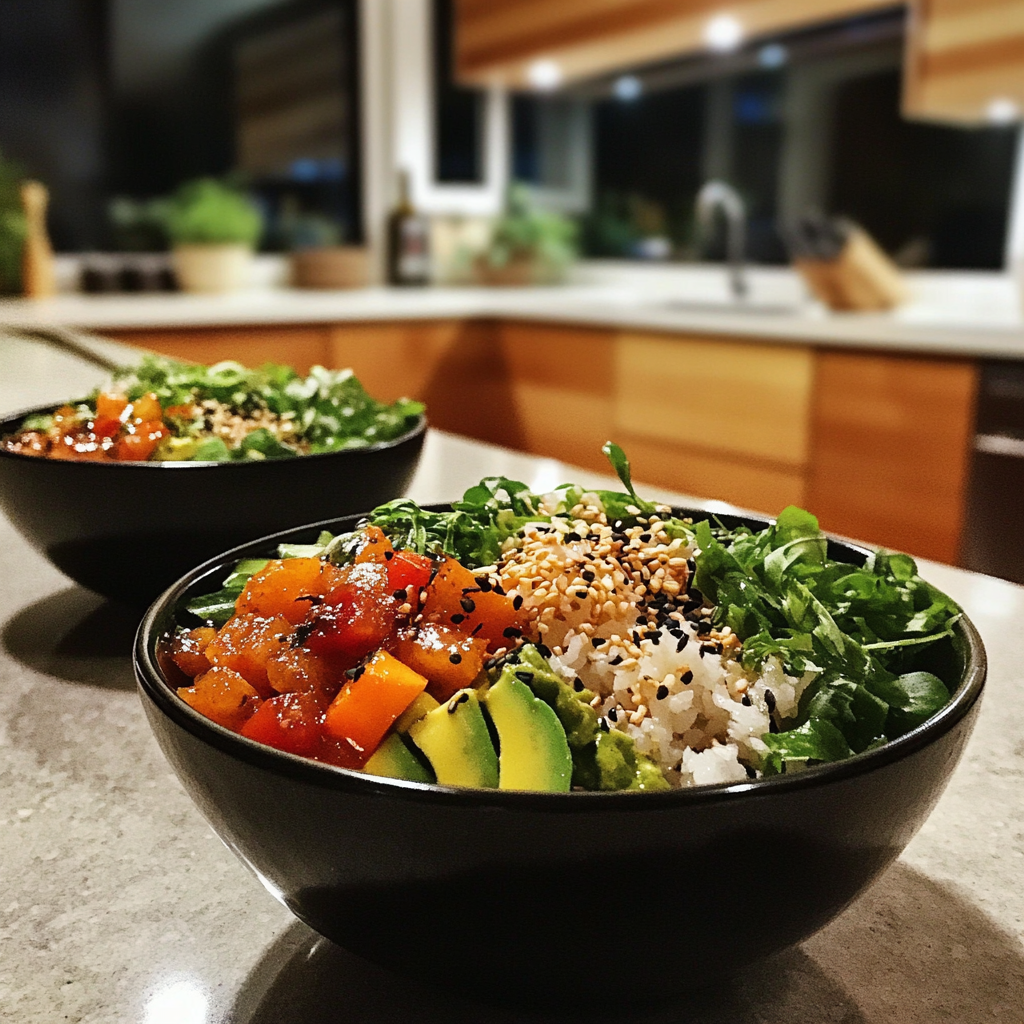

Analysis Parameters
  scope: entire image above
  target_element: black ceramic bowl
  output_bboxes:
[0,405,426,605]
[135,508,985,1009]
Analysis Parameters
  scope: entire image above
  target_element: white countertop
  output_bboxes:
[2,264,1024,359]
[1,329,1023,1021]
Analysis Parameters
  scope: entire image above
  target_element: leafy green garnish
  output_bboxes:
[76,356,424,462]
[691,505,960,773]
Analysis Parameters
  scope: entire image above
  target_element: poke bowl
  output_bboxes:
[134,466,985,1009]
[0,357,426,605]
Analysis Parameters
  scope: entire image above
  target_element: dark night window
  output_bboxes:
[433,0,484,184]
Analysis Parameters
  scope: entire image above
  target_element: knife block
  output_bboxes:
[794,228,907,312]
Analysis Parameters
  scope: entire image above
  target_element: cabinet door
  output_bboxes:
[806,351,978,563]
[327,319,517,446]
[613,332,814,513]
[103,326,332,374]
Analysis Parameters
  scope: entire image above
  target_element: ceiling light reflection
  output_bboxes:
[757,43,788,69]
[614,75,643,101]
[527,59,562,91]
[144,980,208,1024]
[704,14,744,53]
[986,97,1021,124]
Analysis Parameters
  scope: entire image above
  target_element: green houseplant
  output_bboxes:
[0,150,27,295]
[164,178,263,294]
[475,183,577,285]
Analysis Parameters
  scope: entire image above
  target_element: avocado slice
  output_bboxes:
[494,645,672,792]
[408,689,498,788]
[393,691,440,734]
[362,732,435,784]
[484,670,572,792]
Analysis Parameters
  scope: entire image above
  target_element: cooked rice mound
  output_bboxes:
[491,494,813,788]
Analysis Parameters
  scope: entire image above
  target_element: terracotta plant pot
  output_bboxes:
[290,246,370,289]
[172,244,253,294]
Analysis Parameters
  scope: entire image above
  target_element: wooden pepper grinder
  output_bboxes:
[21,180,56,298]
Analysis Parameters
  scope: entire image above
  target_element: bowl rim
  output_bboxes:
[0,401,427,469]
[135,505,987,812]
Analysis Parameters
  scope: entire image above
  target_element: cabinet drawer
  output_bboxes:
[614,333,814,467]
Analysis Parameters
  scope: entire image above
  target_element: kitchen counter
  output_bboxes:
[1,331,1023,1022]
[2,265,1024,359]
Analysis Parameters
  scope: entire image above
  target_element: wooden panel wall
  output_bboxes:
[904,0,1024,123]
[805,351,979,563]
[455,0,897,87]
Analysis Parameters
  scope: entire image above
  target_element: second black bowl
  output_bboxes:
[0,406,426,605]
[135,508,986,1009]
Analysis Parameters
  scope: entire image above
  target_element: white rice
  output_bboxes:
[492,493,814,788]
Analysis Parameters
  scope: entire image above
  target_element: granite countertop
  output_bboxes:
[1,331,1022,1022]
[1,265,1024,359]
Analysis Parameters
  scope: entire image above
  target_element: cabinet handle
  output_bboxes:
[974,433,1024,459]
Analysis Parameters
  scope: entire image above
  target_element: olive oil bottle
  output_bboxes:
[387,170,430,286]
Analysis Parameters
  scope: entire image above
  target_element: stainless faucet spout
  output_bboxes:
[696,180,748,300]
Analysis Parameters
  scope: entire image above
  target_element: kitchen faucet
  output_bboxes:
[695,180,748,300]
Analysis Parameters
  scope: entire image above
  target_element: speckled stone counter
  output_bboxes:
[1,331,1022,1023]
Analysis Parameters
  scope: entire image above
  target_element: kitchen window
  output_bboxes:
[512,8,1019,270]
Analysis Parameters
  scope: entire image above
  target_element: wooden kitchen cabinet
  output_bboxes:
[103,324,332,375]
[806,351,979,564]
[101,316,981,564]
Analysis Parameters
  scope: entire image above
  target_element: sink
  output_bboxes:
[654,299,803,316]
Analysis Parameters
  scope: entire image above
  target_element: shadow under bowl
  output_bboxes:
[134,508,986,1010]
[0,406,426,605]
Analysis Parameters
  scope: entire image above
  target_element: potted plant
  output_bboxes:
[474,183,577,286]
[164,178,263,294]
[0,150,27,296]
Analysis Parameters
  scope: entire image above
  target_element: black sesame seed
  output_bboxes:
[536,643,551,658]
[700,643,719,657]
[599,718,610,732]
[609,655,623,666]
[392,589,408,601]
[566,532,582,543]
[608,707,618,722]
[475,577,493,592]
[492,583,506,596]
[696,620,713,635]
[591,637,606,648]
[503,626,522,639]
[681,670,694,684]
[581,570,596,583]
[635,615,647,625]
[575,591,589,600]
[512,594,524,610]
[471,622,484,636]
[573,678,585,692]
[765,689,777,713]
[384,550,394,561]
[631,630,642,645]
[449,653,463,665]
[448,692,470,713]
[516,670,532,683]
[450,613,465,625]
[745,764,757,779]
[460,596,476,614]
[639,533,652,543]
[650,634,661,645]
[656,685,669,700]
[741,695,752,707]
